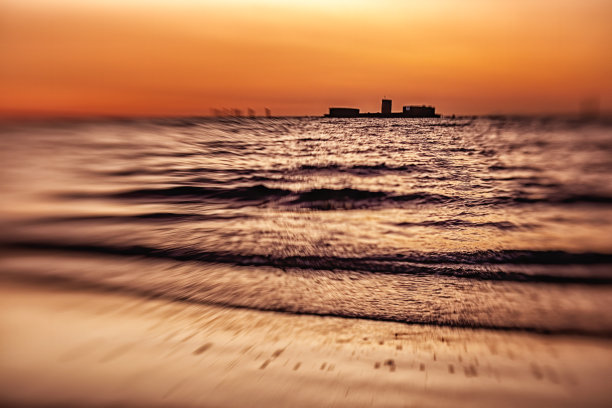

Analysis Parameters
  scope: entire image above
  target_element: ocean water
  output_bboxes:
[1,116,611,336]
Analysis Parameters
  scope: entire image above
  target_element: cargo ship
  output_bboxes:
[325,98,440,118]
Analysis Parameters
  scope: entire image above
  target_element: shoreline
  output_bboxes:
[1,279,611,407]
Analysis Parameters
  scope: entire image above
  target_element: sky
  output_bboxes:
[1,0,611,117]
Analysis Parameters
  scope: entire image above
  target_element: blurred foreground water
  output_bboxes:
[1,116,611,336]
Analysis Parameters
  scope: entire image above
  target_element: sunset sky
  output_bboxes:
[1,0,611,117]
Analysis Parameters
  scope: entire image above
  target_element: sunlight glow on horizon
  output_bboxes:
[1,0,611,117]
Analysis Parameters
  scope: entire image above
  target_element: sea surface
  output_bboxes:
[1,116,611,336]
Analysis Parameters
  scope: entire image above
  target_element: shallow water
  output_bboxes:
[1,116,611,335]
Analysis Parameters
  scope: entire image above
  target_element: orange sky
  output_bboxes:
[1,0,611,117]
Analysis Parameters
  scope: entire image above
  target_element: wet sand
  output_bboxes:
[0,280,611,407]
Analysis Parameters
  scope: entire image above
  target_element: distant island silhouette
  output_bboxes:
[325,99,440,118]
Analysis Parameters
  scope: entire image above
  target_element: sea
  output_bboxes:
[1,116,611,337]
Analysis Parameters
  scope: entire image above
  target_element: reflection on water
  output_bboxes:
[1,116,612,335]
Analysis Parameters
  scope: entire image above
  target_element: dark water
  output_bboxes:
[1,117,611,336]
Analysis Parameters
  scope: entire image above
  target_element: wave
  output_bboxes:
[100,163,430,179]
[36,214,530,232]
[32,212,249,224]
[7,241,612,284]
[76,184,612,209]
[294,163,428,175]
[4,269,609,337]
[100,185,453,209]
[112,184,291,202]
[489,164,541,172]
[395,220,524,230]
[487,193,612,205]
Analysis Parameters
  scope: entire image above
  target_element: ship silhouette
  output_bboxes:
[325,98,439,118]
